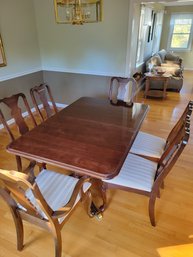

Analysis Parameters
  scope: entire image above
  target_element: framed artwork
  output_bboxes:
[0,34,6,67]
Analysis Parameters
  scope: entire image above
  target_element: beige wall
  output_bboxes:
[33,0,130,77]
[160,5,193,69]
[0,0,41,82]
[0,0,133,107]
[0,71,43,119]
[43,71,110,105]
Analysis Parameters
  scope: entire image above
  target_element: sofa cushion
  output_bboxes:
[160,64,182,77]
[157,49,167,62]
[165,52,180,64]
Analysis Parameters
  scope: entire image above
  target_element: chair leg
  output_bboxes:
[16,155,22,172]
[148,193,157,227]
[0,189,24,250]
[14,211,24,251]
[51,223,62,257]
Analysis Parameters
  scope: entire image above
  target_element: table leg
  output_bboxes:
[89,178,107,220]
[145,78,150,98]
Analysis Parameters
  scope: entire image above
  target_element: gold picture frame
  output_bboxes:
[0,34,6,67]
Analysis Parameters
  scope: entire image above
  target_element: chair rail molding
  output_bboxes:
[42,66,125,78]
[0,68,42,82]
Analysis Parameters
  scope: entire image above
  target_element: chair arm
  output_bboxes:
[0,168,34,189]
[53,176,91,218]
[23,161,37,182]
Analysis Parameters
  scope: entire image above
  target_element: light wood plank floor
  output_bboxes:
[0,71,193,257]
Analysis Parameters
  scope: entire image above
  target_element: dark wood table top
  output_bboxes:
[7,97,149,179]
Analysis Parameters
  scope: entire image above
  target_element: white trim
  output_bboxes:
[125,0,139,77]
[42,66,124,77]
[184,67,193,71]
[0,68,42,82]
[0,102,68,130]
[164,1,193,7]
[0,68,125,82]
[54,102,68,108]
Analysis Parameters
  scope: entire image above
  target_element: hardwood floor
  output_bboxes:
[0,71,193,257]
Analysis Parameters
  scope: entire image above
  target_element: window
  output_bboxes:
[168,13,193,51]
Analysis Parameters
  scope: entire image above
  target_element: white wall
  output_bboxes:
[0,0,41,82]
[33,0,130,77]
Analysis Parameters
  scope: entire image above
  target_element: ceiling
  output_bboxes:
[141,0,193,6]
[163,0,193,6]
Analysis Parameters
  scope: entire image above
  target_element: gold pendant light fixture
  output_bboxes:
[54,0,102,25]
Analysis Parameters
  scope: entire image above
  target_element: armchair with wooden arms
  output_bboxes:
[30,83,58,122]
[0,163,92,257]
[102,120,190,226]
[0,93,44,172]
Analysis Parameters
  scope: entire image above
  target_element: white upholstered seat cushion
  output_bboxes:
[103,153,157,192]
[20,169,90,221]
[130,131,166,159]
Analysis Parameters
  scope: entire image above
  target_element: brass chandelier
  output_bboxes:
[54,0,102,25]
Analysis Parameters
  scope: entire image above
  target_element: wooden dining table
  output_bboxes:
[7,97,149,180]
[7,97,149,217]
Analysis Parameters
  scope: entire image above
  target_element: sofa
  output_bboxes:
[145,49,183,92]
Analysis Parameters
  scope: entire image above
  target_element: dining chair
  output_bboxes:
[30,83,58,122]
[102,122,190,226]
[0,93,40,172]
[109,77,137,107]
[130,101,193,162]
[0,163,92,257]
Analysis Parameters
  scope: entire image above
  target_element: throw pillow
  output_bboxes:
[151,55,162,66]
[160,64,182,77]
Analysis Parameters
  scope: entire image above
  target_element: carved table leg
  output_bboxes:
[89,179,107,220]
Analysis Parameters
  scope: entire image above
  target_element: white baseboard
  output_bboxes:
[0,102,68,130]
[54,102,68,109]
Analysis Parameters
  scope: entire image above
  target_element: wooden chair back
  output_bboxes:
[0,167,60,221]
[0,169,41,217]
[0,93,37,141]
[165,101,193,150]
[109,77,137,107]
[0,93,37,171]
[30,83,58,121]
[157,122,189,179]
